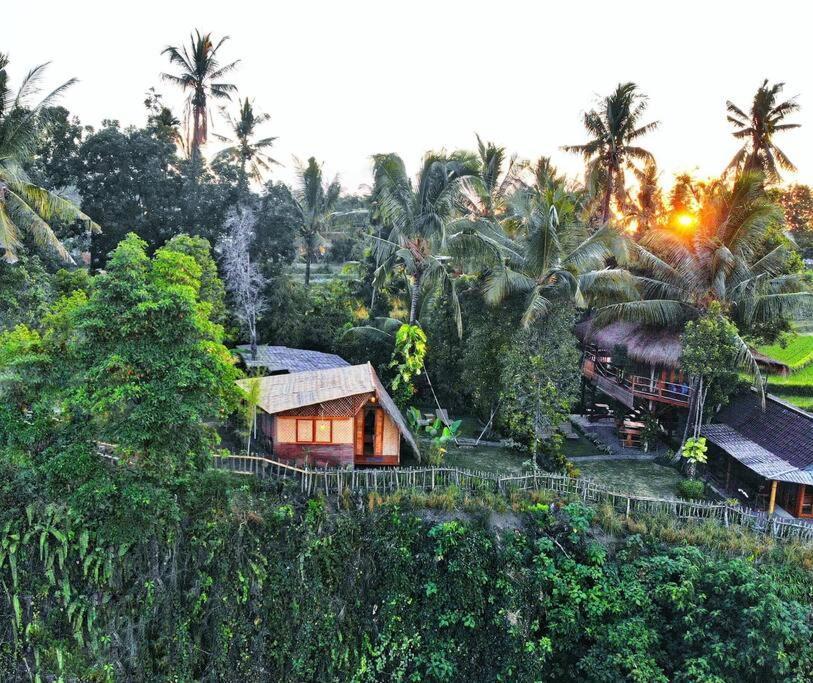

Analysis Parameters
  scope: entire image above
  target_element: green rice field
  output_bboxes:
[758,334,813,370]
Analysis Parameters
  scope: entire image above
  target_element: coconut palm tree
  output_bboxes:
[593,172,812,382]
[458,135,520,222]
[145,88,183,147]
[725,80,800,182]
[623,158,664,234]
[371,152,505,337]
[563,82,659,224]
[293,157,340,286]
[0,54,99,264]
[483,161,625,326]
[161,30,239,156]
[215,98,278,192]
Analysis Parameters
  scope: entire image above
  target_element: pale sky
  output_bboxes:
[5,0,812,194]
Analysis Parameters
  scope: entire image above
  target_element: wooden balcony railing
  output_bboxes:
[582,351,692,408]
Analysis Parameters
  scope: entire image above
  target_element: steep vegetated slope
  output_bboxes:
[1,462,812,682]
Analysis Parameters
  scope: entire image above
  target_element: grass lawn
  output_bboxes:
[562,435,602,457]
[441,443,526,475]
[575,460,685,499]
[758,334,813,370]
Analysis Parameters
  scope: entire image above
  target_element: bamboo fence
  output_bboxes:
[211,454,813,542]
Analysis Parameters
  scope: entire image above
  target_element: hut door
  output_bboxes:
[354,406,385,458]
[374,408,384,456]
[354,410,365,457]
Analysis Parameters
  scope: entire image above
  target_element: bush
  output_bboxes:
[677,478,706,500]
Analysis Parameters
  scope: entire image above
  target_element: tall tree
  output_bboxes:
[144,88,183,147]
[593,172,812,387]
[76,233,240,477]
[219,208,267,359]
[625,159,664,233]
[484,167,623,326]
[161,30,239,157]
[458,135,520,222]
[214,98,278,193]
[726,80,800,183]
[563,82,659,224]
[0,54,98,264]
[293,157,340,286]
[371,151,502,336]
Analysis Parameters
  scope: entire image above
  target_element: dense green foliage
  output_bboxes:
[1,465,811,682]
[499,306,581,467]
[2,39,813,683]
[0,234,241,480]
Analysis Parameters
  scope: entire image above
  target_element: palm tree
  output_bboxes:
[458,135,520,222]
[563,82,659,224]
[293,157,340,286]
[593,172,812,384]
[623,158,664,234]
[145,87,183,146]
[0,54,99,264]
[371,152,510,336]
[215,98,278,192]
[726,80,800,182]
[161,30,239,157]
[483,159,624,326]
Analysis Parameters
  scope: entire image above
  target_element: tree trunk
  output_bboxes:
[601,166,614,224]
[304,249,312,287]
[250,325,258,360]
[409,273,422,324]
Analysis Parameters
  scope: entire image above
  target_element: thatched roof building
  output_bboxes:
[576,320,684,368]
[238,363,418,467]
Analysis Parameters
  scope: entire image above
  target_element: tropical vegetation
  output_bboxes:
[1,31,812,682]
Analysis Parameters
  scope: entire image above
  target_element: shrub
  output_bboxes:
[677,478,706,500]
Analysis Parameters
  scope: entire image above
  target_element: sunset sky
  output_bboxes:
[5,0,812,193]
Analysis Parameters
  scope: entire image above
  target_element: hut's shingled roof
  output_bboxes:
[701,391,813,486]
[575,320,683,368]
[235,345,349,374]
[237,363,419,456]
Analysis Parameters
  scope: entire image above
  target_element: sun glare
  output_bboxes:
[674,213,697,230]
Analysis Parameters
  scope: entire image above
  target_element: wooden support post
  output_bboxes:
[768,479,778,515]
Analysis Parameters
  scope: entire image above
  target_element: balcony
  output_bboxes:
[582,350,692,408]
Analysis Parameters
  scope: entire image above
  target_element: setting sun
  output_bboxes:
[675,212,697,229]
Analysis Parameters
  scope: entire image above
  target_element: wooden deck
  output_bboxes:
[583,352,692,408]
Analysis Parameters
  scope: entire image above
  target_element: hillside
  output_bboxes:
[2,461,812,682]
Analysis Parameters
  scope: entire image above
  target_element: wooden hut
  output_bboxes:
[238,363,418,468]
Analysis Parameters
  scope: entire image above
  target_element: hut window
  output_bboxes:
[314,419,331,443]
[296,419,313,442]
[295,418,333,444]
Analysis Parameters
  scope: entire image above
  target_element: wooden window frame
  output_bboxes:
[295,417,333,444]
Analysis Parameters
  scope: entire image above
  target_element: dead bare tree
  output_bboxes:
[219,207,267,360]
